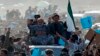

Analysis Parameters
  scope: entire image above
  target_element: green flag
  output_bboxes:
[66,0,76,32]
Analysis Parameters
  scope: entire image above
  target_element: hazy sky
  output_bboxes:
[0,0,99,10]
[0,0,100,17]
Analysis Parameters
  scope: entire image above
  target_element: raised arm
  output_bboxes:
[56,32,67,42]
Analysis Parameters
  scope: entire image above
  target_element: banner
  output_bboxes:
[85,29,100,44]
[80,16,93,29]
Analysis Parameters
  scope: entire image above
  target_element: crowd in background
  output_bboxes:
[6,9,21,20]
[0,6,100,56]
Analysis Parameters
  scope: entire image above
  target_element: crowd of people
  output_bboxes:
[6,9,21,20]
[24,5,59,20]
[0,5,100,56]
[44,46,100,56]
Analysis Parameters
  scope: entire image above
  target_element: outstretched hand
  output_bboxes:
[56,32,62,37]
[56,32,68,42]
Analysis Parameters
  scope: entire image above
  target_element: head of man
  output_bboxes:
[0,49,8,56]
[52,13,60,22]
[74,50,82,56]
[45,49,54,56]
[37,19,45,25]
[60,48,69,56]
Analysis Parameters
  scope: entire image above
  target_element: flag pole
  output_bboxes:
[86,33,96,49]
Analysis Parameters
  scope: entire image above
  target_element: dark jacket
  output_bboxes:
[48,21,65,36]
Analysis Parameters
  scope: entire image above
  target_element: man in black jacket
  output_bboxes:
[48,14,67,45]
